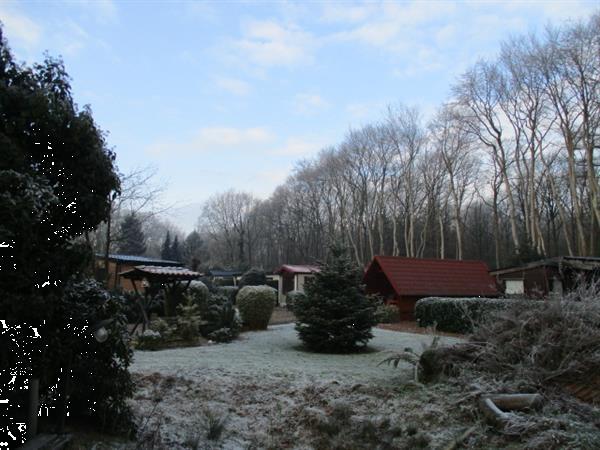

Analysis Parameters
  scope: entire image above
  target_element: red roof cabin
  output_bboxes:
[363,256,499,320]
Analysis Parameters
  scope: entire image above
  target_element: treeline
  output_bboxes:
[197,13,599,271]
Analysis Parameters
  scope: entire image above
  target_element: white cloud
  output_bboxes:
[0,4,42,49]
[270,137,327,157]
[293,93,329,114]
[76,0,118,24]
[215,76,251,96]
[320,4,376,24]
[227,19,315,68]
[147,126,274,156]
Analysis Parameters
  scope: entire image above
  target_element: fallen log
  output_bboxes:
[479,393,543,428]
[489,393,542,411]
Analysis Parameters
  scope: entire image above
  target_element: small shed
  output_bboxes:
[490,256,600,298]
[206,269,244,287]
[95,253,183,291]
[363,256,499,320]
[274,264,320,304]
[120,265,201,318]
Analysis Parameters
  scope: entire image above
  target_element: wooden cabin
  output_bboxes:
[363,256,499,320]
[490,256,600,298]
[274,264,320,304]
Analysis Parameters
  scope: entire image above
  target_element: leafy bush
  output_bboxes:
[135,329,164,351]
[188,280,210,304]
[175,299,202,341]
[285,290,306,312]
[375,304,401,323]
[238,267,267,288]
[294,244,377,353]
[195,293,241,342]
[236,285,277,330]
[215,286,239,304]
[148,316,174,338]
[415,297,523,333]
[51,279,135,433]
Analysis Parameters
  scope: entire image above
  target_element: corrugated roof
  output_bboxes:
[96,253,183,266]
[275,264,320,275]
[490,256,600,275]
[119,265,201,280]
[366,256,498,297]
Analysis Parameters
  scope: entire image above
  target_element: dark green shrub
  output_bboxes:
[216,286,239,304]
[188,280,210,304]
[238,267,267,288]
[53,279,135,433]
[196,293,241,342]
[415,297,521,333]
[175,299,202,341]
[294,244,377,353]
[236,286,277,330]
[375,304,401,323]
[135,329,164,351]
[285,290,306,312]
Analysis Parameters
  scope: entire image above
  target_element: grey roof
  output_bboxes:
[95,253,183,266]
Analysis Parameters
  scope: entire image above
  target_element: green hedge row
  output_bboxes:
[415,297,525,333]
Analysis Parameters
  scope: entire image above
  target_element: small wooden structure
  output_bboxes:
[95,253,183,291]
[206,268,244,286]
[274,264,320,304]
[120,265,201,319]
[363,256,499,320]
[490,256,600,298]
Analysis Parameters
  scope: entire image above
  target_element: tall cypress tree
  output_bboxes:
[171,235,182,262]
[117,213,146,255]
[294,243,377,353]
[161,231,172,260]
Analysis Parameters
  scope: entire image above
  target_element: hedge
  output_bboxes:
[236,285,276,330]
[415,297,526,333]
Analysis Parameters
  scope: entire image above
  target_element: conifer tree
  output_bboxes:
[161,231,172,260]
[117,213,146,255]
[171,235,182,262]
[294,243,376,353]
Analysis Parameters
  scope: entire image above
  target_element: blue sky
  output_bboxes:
[1,0,597,232]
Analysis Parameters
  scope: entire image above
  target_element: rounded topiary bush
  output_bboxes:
[285,290,305,312]
[294,244,377,353]
[236,285,276,330]
[238,267,267,288]
[188,280,210,305]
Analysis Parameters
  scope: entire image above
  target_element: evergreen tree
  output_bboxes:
[117,213,146,255]
[161,231,172,260]
[182,231,205,270]
[294,243,377,353]
[171,235,182,262]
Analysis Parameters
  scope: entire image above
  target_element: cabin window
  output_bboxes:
[505,279,524,295]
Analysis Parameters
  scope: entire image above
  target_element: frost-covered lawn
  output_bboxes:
[106,324,469,450]
[130,323,460,384]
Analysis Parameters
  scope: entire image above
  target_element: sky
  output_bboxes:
[1,0,597,232]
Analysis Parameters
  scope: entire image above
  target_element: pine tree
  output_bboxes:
[161,231,172,260]
[294,243,377,353]
[171,235,182,262]
[117,213,146,255]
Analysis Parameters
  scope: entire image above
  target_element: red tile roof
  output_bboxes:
[365,256,498,297]
[275,264,320,275]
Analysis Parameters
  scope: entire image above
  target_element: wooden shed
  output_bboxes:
[490,256,600,298]
[95,253,183,291]
[274,264,320,304]
[363,256,499,320]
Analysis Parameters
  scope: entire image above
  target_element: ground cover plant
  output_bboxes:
[294,244,377,353]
